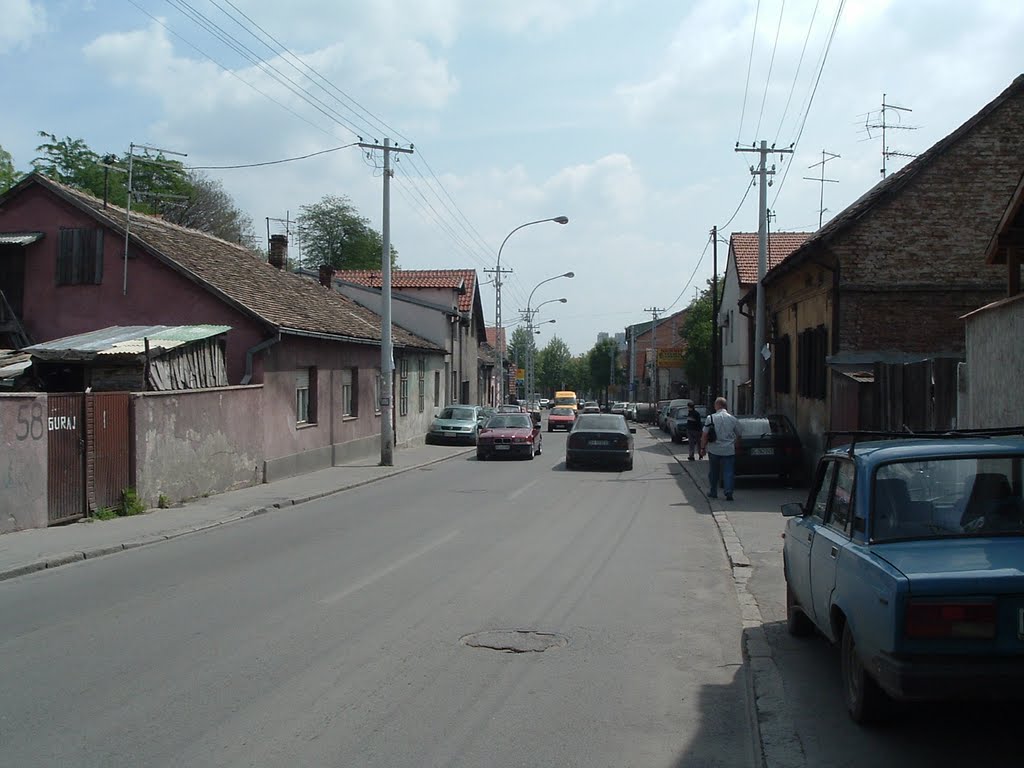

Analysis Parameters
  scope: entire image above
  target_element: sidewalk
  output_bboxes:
[0,441,475,582]
[644,423,807,768]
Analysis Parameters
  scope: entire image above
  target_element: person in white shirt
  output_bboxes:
[699,397,741,500]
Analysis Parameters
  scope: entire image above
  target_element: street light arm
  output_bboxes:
[497,217,570,268]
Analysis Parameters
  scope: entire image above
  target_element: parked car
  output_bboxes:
[426,405,481,445]
[477,413,543,460]
[729,414,802,480]
[624,403,637,421]
[781,429,1024,724]
[476,407,496,428]
[666,405,689,443]
[656,400,673,430]
[566,413,636,471]
[581,401,601,415]
[547,406,576,432]
[610,402,627,415]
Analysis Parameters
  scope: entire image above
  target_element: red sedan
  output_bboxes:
[477,413,542,460]
[547,406,576,432]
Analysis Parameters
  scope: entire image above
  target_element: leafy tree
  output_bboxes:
[162,172,259,250]
[506,325,536,374]
[680,280,722,398]
[535,335,572,393]
[297,194,396,270]
[585,338,620,401]
[0,144,21,192]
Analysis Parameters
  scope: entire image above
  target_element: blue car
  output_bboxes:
[781,430,1024,723]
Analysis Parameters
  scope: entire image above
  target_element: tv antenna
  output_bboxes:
[863,94,918,178]
[803,150,840,228]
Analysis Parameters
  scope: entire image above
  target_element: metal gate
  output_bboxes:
[87,393,131,513]
[47,394,85,524]
[46,392,132,524]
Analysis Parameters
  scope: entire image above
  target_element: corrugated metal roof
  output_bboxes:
[25,325,231,359]
[0,232,44,245]
[0,350,32,380]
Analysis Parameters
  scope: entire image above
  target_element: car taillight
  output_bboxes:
[904,599,997,639]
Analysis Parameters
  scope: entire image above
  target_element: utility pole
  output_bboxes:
[736,140,793,416]
[358,138,414,466]
[864,94,917,178]
[484,264,514,403]
[644,307,665,405]
[803,150,841,229]
[711,226,719,403]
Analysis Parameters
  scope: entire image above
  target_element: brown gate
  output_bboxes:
[87,393,131,513]
[47,394,85,524]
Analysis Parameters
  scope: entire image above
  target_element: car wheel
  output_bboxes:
[477,451,486,461]
[785,583,814,637]
[536,440,542,456]
[841,623,887,724]
[624,458,634,471]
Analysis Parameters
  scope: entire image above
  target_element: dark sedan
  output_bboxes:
[566,413,635,471]
[733,414,802,480]
[477,413,542,460]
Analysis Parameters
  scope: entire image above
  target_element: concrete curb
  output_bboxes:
[0,447,475,584]
[647,426,805,768]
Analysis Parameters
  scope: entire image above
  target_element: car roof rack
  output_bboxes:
[826,426,1024,457]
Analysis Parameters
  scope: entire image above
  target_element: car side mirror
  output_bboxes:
[781,502,805,517]
[629,428,636,434]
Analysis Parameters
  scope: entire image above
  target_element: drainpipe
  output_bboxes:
[242,333,280,385]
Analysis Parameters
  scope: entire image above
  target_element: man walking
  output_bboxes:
[685,402,703,461]
[699,397,740,500]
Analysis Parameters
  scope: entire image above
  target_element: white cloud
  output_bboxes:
[0,0,46,53]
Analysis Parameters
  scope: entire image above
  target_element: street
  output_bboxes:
[0,427,754,768]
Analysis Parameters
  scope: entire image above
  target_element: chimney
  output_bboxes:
[318,263,335,288]
[269,234,288,270]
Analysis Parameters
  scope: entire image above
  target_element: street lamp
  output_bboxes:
[525,272,574,403]
[493,217,569,404]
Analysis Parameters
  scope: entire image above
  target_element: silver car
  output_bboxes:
[426,405,481,445]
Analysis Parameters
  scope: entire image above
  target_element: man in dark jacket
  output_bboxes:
[685,402,703,461]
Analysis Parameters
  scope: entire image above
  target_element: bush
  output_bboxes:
[91,488,148,520]
[158,493,170,509]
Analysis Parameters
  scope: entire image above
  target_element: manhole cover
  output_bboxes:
[460,629,568,653]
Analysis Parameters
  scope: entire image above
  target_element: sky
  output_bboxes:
[3,0,1023,355]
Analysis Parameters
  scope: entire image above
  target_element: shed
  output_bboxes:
[24,324,230,392]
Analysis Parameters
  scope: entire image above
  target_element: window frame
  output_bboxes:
[296,366,317,425]
[417,358,426,413]
[341,367,358,418]
[399,357,409,416]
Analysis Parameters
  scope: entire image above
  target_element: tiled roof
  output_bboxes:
[766,73,1024,284]
[17,175,441,352]
[485,326,506,354]
[335,269,479,313]
[730,232,812,285]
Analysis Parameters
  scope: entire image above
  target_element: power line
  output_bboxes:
[187,143,357,170]
[737,0,762,143]
[773,0,821,146]
[771,0,846,206]
[754,0,787,139]
[665,233,711,312]
[718,178,756,231]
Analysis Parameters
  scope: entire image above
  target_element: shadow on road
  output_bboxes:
[669,666,760,768]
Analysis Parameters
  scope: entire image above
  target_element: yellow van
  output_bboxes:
[553,390,578,411]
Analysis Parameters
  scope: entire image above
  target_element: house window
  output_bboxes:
[341,367,357,417]
[774,334,791,394]
[57,227,103,285]
[798,325,828,401]
[451,370,458,404]
[434,371,441,407]
[418,358,426,413]
[374,369,382,414]
[399,358,409,416]
[296,367,317,424]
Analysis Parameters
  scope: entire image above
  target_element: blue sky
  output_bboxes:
[3,0,1023,355]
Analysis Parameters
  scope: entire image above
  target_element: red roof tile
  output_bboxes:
[730,232,812,285]
[485,326,506,354]
[335,269,479,313]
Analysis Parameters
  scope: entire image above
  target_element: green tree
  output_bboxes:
[296,194,396,270]
[536,335,572,394]
[585,338,620,401]
[506,326,536,373]
[680,280,722,398]
[0,144,20,192]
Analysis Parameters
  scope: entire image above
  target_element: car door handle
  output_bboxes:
[830,545,839,559]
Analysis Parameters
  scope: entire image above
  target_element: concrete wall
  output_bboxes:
[1,185,268,384]
[132,386,264,506]
[963,295,1024,428]
[0,393,48,533]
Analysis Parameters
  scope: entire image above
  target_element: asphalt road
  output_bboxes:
[0,426,754,768]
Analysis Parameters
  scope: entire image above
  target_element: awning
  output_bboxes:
[0,232,44,246]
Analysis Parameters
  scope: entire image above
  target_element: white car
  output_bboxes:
[610,402,627,415]
[539,398,551,408]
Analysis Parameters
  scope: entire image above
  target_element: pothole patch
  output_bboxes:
[460,629,568,653]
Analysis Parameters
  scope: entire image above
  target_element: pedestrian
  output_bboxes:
[699,396,741,500]
[685,402,703,461]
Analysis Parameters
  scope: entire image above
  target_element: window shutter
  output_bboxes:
[295,369,309,389]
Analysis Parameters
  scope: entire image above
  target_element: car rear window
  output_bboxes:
[872,456,1024,541]
[736,416,793,437]
[575,414,626,430]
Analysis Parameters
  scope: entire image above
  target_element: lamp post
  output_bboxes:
[490,216,569,404]
[525,272,574,403]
